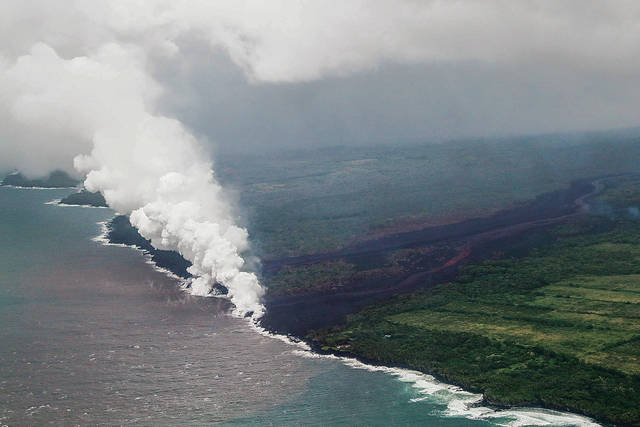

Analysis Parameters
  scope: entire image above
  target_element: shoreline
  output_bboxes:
[258,175,620,426]
[248,318,601,427]
[1,184,78,190]
[36,180,613,426]
[303,336,601,427]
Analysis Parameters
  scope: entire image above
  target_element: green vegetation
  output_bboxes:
[598,175,640,210]
[268,261,357,295]
[220,134,640,257]
[247,135,640,423]
[312,215,640,425]
[266,245,449,296]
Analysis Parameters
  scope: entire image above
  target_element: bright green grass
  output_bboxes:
[314,216,640,425]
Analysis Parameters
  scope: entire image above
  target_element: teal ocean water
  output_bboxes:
[0,186,599,426]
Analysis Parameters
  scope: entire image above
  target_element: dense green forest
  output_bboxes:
[312,180,640,425]
[7,131,640,423]
[219,133,640,257]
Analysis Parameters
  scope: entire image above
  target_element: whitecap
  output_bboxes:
[250,320,601,427]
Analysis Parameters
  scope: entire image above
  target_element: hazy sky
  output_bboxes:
[154,1,640,152]
[2,1,640,170]
[159,45,640,153]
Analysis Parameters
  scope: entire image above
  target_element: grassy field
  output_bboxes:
[245,134,640,422]
[312,210,640,424]
[219,131,640,258]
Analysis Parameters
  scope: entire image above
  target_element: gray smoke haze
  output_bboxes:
[3,1,640,170]
[1,1,640,314]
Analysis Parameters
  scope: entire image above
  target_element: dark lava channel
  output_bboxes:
[88,176,612,338]
[259,177,609,336]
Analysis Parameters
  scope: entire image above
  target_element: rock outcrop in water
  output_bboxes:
[52,191,193,286]
[60,189,107,207]
[107,215,192,280]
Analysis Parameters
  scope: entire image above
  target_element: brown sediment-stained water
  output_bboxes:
[260,177,610,336]
[0,186,603,426]
[0,188,317,425]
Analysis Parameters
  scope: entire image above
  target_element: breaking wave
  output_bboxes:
[46,197,601,427]
[253,323,600,427]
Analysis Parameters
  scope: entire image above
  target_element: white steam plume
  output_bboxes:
[3,42,264,316]
[4,1,640,177]
[3,1,640,316]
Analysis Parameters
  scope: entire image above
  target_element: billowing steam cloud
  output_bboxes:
[2,1,640,316]
[4,1,640,175]
[2,41,264,316]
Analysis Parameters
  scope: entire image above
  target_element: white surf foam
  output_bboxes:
[2,184,74,190]
[43,196,109,209]
[252,322,600,427]
[141,252,184,282]
[91,220,117,246]
[41,191,602,426]
[89,217,256,315]
[249,320,312,351]
[91,220,186,284]
[57,202,109,209]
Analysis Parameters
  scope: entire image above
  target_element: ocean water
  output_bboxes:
[0,187,599,426]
